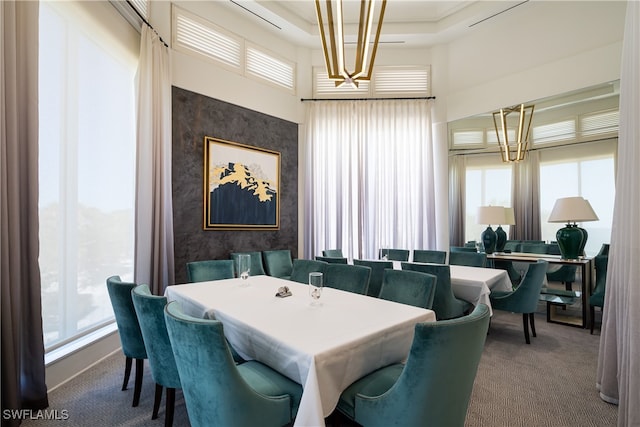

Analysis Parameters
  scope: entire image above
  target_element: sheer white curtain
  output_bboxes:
[134,26,174,294]
[304,99,438,260]
[597,1,640,424]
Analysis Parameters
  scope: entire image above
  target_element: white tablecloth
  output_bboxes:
[392,261,512,315]
[165,275,435,427]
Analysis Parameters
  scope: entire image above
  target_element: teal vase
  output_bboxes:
[556,224,585,259]
[481,226,497,254]
[495,226,507,252]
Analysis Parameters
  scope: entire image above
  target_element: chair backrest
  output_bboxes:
[400,263,461,320]
[379,269,436,309]
[353,304,491,427]
[186,259,235,282]
[591,255,608,302]
[231,251,266,276]
[353,259,394,297]
[519,243,549,254]
[164,302,293,427]
[503,240,521,252]
[449,246,477,253]
[289,259,328,284]
[315,256,348,264]
[131,285,180,388]
[325,264,371,295]
[412,250,447,264]
[503,260,548,313]
[106,276,147,359]
[379,249,410,261]
[449,251,487,267]
[597,244,610,256]
[262,250,293,278]
[322,249,344,258]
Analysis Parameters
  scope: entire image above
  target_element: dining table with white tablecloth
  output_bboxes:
[165,275,435,427]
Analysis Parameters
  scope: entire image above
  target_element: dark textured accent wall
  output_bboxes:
[172,86,298,283]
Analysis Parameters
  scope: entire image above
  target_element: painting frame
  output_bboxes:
[203,136,280,230]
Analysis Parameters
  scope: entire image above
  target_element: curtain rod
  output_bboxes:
[301,96,436,102]
[126,0,168,48]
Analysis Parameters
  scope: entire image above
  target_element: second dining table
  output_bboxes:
[165,275,436,427]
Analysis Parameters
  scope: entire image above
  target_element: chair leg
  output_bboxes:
[132,358,144,407]
[152,384,163,420]
[529,313,536,338]
[522,313,531,344]
[590,305,595,335]
[122,357,133,391]
[165,388,176,427]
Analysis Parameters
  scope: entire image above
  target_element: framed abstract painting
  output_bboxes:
[203,136,280,230]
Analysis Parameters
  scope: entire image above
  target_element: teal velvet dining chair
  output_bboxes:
[378,269,437,309]
[325,264,371,295]
[164,301,302,427]
[132,285,181,426]
[448,251,487,267]
[353,259,394,297]
[106,276,147,407]
[401,262,472,320]
[322,249,344,258]
[412,249,447,264]
[449,246,477,253]
[186,259,235,282]
[230,251,266,276]
[262,249,293,279]
[590,255,608,334]
[315,255,348,264]
[336,304,491,427]
[489,260,548,344]
[378,248,410,261]
[289,259,328,284]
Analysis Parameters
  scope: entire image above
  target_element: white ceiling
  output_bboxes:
[218,0,531,48]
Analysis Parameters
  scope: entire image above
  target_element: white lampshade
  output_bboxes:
[504,207,516,225]
[477,206,506,225]
[548,197,599,223]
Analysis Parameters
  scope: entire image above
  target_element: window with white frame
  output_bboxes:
[39,1,138,350]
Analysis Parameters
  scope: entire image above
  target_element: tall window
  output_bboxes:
[464,156,513,243]
[539,142,615,256]
[39,2,138,349]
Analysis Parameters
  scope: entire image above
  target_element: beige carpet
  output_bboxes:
[23,306,617,426]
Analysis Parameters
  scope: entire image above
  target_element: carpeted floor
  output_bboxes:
[23,305,617,427]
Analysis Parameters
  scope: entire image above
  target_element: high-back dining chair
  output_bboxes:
[132,285,181,426]
[230,251,266,276]
[489,260,548,344]
[164,302,302,427]
[449,251,487,267]
[379,248,410,261]
[106,276,147,407]
[353,259,394,297]
[186,259,235,282]
[378,269,437,309]
[315,256,348,264]
[401,262,472,320]
[322,249,344,258]
[263,249,293,279]
[289,259,328,284]
[325,264,371,295]
[590,255,608,334]
[336,304,491,427]
[412,249,447,264]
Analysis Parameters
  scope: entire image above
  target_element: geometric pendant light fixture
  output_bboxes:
[492,104,535,163]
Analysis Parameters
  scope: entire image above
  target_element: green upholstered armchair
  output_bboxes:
[231,251,266,276]
[590,255,608,334]
[262,249,293,279]
[378,269,436,309]
[186,259,235,282]
[489,260,548,344]
[315,255,348,264]
[132,285,181,426]
[106,276,147,407]
[448,251,487,267]
[401,262,472,320]
[325,264,371,295]
[164,302,302,427]
[353,259,394,297]
[449,246,477,253]
[412,249,447,264]
[379,248,410,261]
[289,259,328,284]
[336,304,490,427]
[322,249,344,257]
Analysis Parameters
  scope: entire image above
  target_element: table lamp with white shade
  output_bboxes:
[548,196,598,259]
[477,206,506,254]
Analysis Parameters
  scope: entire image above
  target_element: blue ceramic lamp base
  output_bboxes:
[481,226,497,254]
[556,223,586,259]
